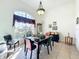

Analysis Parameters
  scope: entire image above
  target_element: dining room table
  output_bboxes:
[35,36,52,59]
[24,35,52,59]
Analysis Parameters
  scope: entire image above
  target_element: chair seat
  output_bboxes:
[7,41,14,45]
[52,35,59,42]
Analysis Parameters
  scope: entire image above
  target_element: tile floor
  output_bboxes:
[40,42,79,59]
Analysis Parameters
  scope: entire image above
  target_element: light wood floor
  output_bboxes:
[40,42,79,59]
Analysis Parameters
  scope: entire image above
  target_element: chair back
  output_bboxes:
[4,34,12,44]
[24,39,36,51]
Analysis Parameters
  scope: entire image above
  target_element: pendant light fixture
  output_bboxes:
[37,1,45,15]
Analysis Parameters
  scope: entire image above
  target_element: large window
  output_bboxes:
[14,11,34,19]
[14,11,26,17]
[14,11,35,38]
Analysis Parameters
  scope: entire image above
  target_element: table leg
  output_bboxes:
[37,43,39,59]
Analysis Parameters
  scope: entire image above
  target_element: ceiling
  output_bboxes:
[20,0,75,20]
[21,0,74,11]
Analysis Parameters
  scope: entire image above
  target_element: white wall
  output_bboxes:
[0,0,38,42]
[75,0,79,51]
[0,0,76,43]
[43,1,76,41]
[75,24,79,51]
[76,0,79,17]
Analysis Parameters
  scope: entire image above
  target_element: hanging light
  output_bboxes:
[37,1,45,15]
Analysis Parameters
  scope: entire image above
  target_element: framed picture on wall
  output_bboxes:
[76,17,79,24]
[52,26,57,30]
[53,21,57,25]
[49,24,52,28]
[52,21,58,30]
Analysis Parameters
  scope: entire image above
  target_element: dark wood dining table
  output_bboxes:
[24,36,52,59]
[35,37,51,59]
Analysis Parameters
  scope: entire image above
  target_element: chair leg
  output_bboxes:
[50,43,52,51]
[52,41,54,46]
[47,44,49,54]
[25,48,28,59]
[9,44,12,49]
[30,50,32,59]
[14,44,15,51]
[18,41,19,46]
